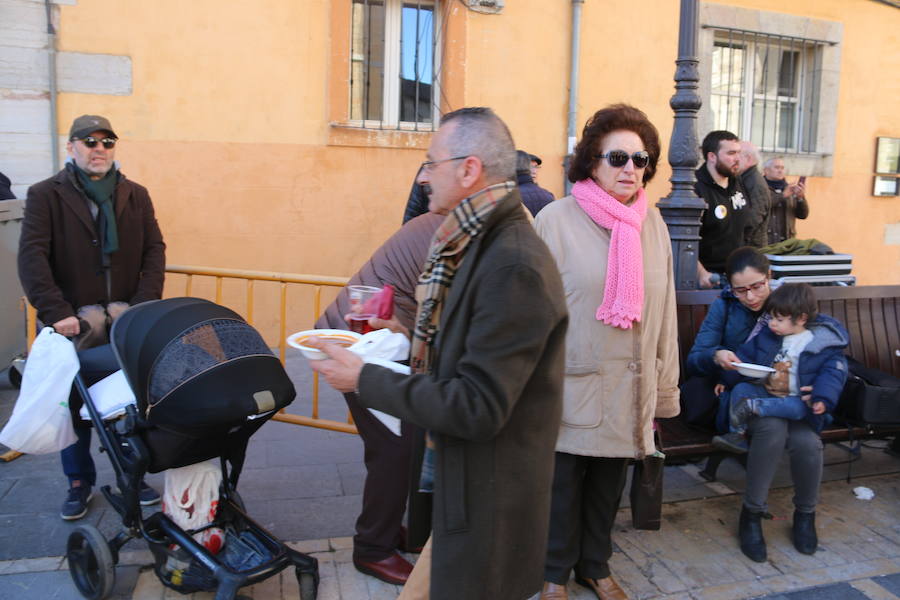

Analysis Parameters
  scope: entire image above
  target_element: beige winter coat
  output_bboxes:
[535,195,680,459]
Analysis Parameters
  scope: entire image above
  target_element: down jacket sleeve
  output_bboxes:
[686,297,729,377]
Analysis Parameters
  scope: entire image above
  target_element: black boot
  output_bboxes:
[793,510,818,555]
[738,506,767,562]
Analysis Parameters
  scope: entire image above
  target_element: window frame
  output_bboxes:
[709,29,826,155]
[347,0,442,132]
[698,4,843,177]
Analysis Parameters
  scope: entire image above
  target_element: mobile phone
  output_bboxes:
[798,176,807,186]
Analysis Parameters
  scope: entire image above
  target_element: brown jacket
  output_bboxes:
[535,196,680,459]
[315,212,442,332]
[18,166,166,325]
[358,190,568,599]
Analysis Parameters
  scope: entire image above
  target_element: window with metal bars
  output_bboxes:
[709,28,832,154]
[350,0,439,131]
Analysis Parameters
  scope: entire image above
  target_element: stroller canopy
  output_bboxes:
[110,297,295,436]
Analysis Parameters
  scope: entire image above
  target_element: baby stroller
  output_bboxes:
[65,297,319,600]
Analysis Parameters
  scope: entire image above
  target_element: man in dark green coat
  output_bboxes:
[310,107,567,600]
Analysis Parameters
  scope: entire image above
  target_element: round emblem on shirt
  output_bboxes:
[714,204,728,220]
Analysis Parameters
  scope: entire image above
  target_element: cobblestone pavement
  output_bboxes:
[2,359,899,599]
[1,473,898,599]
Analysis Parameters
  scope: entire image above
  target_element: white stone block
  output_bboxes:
[0,132,58,191]
[0,94,51,133]
[0,48,132,95]
[885,223,900,246]
[57,51,132,95]
[0,46,48,89]
[0,0,53,50]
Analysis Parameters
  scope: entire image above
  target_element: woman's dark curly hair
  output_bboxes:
[568,104,661,185]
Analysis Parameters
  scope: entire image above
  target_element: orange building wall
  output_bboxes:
[53,0,899,293]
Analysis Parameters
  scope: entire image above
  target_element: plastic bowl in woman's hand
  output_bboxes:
[287,329,361,360]
[730,362,776,379]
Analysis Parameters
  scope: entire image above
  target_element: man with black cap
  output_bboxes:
[18,114,166,520]
[516,150,555,217]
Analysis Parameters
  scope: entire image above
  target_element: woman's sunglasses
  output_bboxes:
[594,150,650,169]
[76,136,117,149]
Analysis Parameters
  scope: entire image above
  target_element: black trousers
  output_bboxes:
[344,392,414,562]
[679,375,720,431]
[544,452,629,583]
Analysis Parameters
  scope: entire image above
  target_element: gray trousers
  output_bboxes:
[744,417,823,514]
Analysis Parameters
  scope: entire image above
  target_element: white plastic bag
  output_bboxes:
[0,327,79,454]
[348,329,410,436]
[163,460,225,554]
[79,370,137,421]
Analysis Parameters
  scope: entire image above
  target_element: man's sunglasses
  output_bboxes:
[594,150,650,169]
[75,136,117,149]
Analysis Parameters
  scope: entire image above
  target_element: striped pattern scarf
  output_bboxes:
[412,181,514,492]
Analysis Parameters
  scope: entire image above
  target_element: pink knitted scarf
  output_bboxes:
[572,178,647,329]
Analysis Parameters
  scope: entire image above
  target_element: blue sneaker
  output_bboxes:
[139,481,161,506]
[61,484,93,520]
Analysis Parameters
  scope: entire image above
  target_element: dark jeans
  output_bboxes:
[731,381,807,434]
[544,453,629,583]
[744,417,823,513]
[60,344,119,487]
[344,392,414,562]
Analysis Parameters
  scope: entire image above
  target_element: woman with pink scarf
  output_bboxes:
[535,105,680,600]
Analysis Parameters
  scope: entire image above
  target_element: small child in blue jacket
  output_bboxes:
[712,283,849,454]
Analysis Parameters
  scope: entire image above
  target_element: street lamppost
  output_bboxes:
[657,0,706,290]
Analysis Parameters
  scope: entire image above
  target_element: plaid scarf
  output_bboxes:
[413,181,514,492]
[410,181,514,374]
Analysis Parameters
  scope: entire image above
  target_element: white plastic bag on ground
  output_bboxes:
[0,327,79,454]
[163,460,225,554]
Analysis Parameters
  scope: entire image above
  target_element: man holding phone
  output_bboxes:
[763,157,810,244]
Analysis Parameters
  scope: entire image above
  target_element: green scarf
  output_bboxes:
[74,164,119,255]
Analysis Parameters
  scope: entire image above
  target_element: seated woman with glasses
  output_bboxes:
[681,247,776,431]
[534,104,680,600]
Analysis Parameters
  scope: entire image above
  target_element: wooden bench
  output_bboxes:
[658,285,900,481]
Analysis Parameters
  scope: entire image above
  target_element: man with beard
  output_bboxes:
[695,130,749,288]
[18,114,166,520]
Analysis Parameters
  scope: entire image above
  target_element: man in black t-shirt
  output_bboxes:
[695,130,750,287]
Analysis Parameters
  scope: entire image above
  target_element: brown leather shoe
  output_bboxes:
[353,552,413,585]
[575,575,629,600]
[540,580,569,599]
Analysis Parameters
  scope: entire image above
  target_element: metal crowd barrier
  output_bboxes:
[25,264,359,434]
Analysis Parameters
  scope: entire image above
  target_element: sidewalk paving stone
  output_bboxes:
[2,359,900,599]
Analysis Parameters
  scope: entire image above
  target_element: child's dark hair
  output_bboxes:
[766,283,818,323]
[725,246,770,283]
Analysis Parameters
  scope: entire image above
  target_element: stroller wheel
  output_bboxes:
[297,569,317,600]
[6,364,21,389]
[66,524,116,600]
